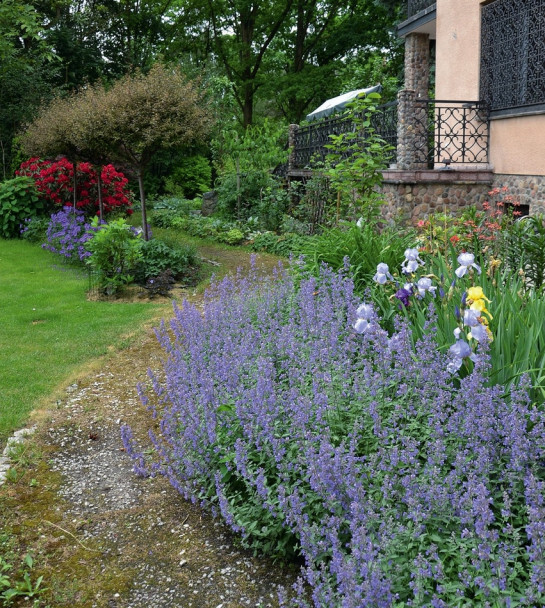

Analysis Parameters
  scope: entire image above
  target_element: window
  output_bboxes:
[480,0,545,116]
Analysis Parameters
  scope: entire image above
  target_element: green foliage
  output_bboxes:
[250,231,314,257]
[0,176,45,238]
[324,92,394,222]
[212,120,288,222]
[134,238,197,284]
[0,549,46,605]
[151,211,256,246]
[152,196,201,212]
[165,154,212,199]
[150,196,201,228]
[20,216,49,243]
[502,215,545,289]
[85,218,143,295]
[300,222,415,298]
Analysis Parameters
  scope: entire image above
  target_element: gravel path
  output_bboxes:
[1,254,300,608]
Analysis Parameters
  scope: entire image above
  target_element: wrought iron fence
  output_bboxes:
[291,102,398,170]
[412,100,489,167]
[289,99,489,172]
[407,0,436,18]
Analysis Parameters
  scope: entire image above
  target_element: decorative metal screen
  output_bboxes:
[481,0,545,112]
[407,0,436,18]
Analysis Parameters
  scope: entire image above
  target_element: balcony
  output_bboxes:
[398,1,436,38]
[288,100,489,174]
[407,0,436,18]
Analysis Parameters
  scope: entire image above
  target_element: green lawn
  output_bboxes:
[0,239,162,443]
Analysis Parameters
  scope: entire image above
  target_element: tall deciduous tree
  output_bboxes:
[204,0,294,127]
[0,0,58,178]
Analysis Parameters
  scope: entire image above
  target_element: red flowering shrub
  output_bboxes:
[17,157,133,217]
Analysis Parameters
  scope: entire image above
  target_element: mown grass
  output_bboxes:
[0,239,163,444]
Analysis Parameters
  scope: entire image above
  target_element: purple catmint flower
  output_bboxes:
[119,258,545,607]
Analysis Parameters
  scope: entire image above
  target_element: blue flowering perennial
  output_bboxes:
[43,207,95,263]
[122,259,545,607]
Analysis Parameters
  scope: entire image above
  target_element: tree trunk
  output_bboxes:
[137,170,149,241]
[72,160,77,209]
[97,170,104,222]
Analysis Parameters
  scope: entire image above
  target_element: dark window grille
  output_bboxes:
[481,0,545,114]
[292,102,398,170]
[407,0,436,18]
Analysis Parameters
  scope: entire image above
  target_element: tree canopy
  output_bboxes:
[6,0,405,182]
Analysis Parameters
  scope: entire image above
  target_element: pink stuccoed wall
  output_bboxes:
[434,0,545,177]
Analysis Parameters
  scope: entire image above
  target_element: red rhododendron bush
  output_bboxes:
[17,157,133,216]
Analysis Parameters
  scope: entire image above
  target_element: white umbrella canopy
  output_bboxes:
[305,84,382,121]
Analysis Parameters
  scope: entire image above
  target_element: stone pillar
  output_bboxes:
[404,32,430,99]
[396,33,431,169]
[288,124,300,172]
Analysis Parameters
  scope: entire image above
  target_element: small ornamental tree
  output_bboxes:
[85,63,212,239]
[17,157,133,217]
[20,94,82,207]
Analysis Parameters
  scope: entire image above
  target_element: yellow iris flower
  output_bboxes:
[466,286,492,320]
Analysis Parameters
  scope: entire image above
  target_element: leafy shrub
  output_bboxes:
[42,207,97,263]
[300,222,416,296]
[324,92,394,222]
[134,238,197,284]
[85,218,143,294]
[0,176,45,238]
[123,262,545,606]
[20,216,50,243]
[165,154,212,199]
[250,231,313,257]
[153,213,255,245]
[502,214,545,288]
[212,120,288,221]
[17,157,133,217]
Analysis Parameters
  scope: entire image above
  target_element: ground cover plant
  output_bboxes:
[0,239,162,443]
[123,259,545,607]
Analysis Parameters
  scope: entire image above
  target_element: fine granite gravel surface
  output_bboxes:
[1,275,300,607]
[47,327,298,608]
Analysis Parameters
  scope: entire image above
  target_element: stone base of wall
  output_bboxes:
[492,174,545,215]
[379,169,494,224]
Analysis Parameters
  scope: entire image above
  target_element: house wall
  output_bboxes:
[432,0,545,211]
[435,0,481,101]
[489,117,545,175]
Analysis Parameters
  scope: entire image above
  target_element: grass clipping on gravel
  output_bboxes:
[0,239,164,443]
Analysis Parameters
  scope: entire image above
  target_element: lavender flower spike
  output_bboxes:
[401,247,424,274]
[455,252,481,278]
[373,262,394,285]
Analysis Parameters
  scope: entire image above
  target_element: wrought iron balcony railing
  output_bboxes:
[289,99,489,172]
[407,0,436,18]
[291,102,398,170]
[411,99,489,167]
